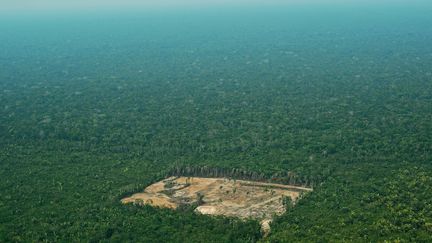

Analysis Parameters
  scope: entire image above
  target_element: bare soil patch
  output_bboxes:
[121,176,312,234]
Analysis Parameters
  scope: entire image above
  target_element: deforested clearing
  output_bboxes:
[121,176,312,233]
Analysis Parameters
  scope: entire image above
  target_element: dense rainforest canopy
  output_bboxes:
[0,6,431,242]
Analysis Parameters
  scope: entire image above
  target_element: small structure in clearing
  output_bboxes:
[121,176,312,234]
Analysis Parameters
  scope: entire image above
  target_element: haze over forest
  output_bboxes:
[0,0,431,242]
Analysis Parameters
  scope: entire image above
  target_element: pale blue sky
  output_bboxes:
[0,0,427,13]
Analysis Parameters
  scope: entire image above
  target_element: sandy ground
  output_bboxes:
[121,176,312,234]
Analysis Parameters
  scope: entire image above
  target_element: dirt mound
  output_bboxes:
[121,176,312,234]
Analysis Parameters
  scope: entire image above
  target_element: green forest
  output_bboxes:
[0,6,432,242]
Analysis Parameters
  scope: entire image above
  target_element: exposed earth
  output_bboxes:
[121,176,312,234]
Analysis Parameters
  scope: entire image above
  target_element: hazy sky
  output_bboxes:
[0,0,427,13]
[2,0,290,11]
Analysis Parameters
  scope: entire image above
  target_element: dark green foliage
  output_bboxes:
[268,165,432,242]
[167,165,318,187]
[1,6,432,242]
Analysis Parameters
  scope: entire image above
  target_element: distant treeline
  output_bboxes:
[166,165,318,188]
